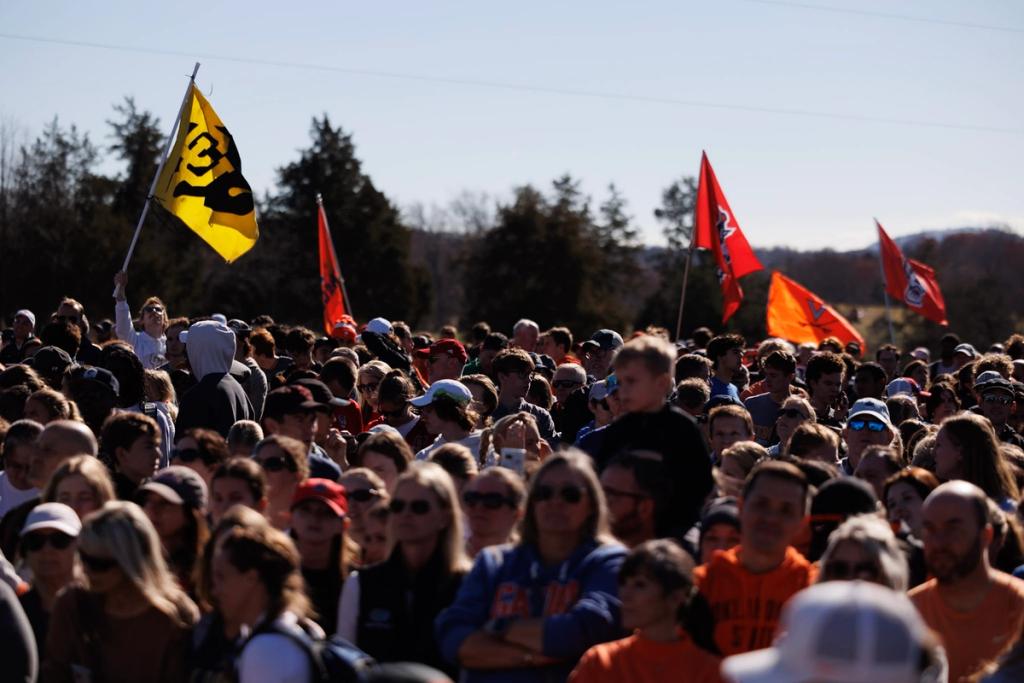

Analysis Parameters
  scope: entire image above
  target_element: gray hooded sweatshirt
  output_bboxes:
[175,321,254,437]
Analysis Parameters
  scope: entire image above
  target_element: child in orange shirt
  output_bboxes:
[571,540,723,683]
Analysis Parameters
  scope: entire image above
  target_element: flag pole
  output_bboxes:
[118,62,200,275]
[316,193,354,319]
[674,240,695,342]
[874,220,897,345]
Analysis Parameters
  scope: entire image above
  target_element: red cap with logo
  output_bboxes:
[290,479,348,517]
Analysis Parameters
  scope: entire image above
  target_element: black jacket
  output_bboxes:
[356,547,465,676]
[593,404,714,536]
[175,373,254,438]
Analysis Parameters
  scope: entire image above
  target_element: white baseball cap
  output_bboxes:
[21,502,82,538]
[14,309,36,327]
[722,581,938,683]
[409,379,473,407]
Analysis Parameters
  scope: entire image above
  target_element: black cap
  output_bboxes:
[27,346,73,381]
[68,364,120,397]
[264,385,325,420]
[292,378,351,408]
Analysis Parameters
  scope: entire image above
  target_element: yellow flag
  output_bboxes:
[154,84,258,262]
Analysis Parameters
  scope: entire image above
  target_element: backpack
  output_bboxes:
[246,618,377,683]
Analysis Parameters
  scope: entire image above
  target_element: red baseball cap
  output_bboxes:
[416,338,468,363]
[290,479,348,517]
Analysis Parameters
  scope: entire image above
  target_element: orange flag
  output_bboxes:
[766,272,864,348]
[317,198,348,335]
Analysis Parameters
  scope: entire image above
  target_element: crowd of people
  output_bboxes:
[1,272,1024,682]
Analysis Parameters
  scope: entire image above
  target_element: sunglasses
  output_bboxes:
[55,314,81,324]
[983,394,1013,406]
[348,488,381,503]
[389,498,432,515]
[462,491,516,510]
[258,455,297,473]
[357,382,380,394]
[779,408,807,419]
[142,305,164,314]
[22,532,74,552]
[533,484,586,504]
[848,419,886,433]
[170,448,210,465]
[552,380,582,390]
[79,549,119,572]
[601,485,648,501]
[824,560,880,580]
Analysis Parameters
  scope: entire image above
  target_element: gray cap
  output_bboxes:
[139,466,209,511]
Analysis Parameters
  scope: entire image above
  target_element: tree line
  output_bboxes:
[1,100,1019,350]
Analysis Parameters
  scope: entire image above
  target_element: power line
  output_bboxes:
[739,0,1024,34]
[1,31,1021,136]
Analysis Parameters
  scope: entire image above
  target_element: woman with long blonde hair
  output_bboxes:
[41,501,198,683]
[337,462,469,676]
[437,449,627,682]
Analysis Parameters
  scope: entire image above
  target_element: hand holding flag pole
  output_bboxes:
[115,62,201,292]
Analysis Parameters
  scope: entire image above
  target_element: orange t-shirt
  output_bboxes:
[693,546,816,657]
[569,632,724,683]
[909,571,1024,683]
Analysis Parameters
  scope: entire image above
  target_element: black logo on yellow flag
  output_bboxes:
[155,85,259,262]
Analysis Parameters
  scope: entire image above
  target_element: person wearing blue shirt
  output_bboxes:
[706,334,745,400]
[436,451,626,682]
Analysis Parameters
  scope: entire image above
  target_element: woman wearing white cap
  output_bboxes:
[42,501,198,682]
[412,380,484,462]
[17,502,81,662]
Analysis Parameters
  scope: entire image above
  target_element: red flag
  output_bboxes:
[695,152,764,322]
[318,199,348,335]
[767,272,865,349]
[876,221,948,326]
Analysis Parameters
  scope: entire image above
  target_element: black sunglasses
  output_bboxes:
[552,380,582,390]
[348,488,381,503]
[79,549,119,572]
[533,484,586,504]
[171,448,209,465]
[601,485,648,502]
[389,498,432,515]
[983,394,1013,406]
[462,491,516,510]
[22,532,74,552]
[357,382,380,394]
[779,408,807,419]
[258,455,297,473]
[142,305,164,314]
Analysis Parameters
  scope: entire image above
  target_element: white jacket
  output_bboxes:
[114,300,166,369]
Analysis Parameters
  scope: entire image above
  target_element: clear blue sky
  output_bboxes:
[1,1,1021,250]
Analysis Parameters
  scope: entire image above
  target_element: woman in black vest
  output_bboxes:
[336,462,469,675]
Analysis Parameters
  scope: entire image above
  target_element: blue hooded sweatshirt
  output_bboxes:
[435,540,626,683]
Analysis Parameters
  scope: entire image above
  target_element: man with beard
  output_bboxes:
[910,481,1024,683]
[598,453,665,547]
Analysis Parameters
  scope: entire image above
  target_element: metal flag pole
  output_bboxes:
[674,239,695,342]
[118,62,200,276]
[317,193,354,319]
[874,219,897,345]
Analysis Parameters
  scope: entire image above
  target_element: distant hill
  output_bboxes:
[408,225,1023,347]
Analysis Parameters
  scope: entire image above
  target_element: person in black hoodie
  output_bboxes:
[175,320,254,438]
[337,462,469,676]
[585,335,714,536]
